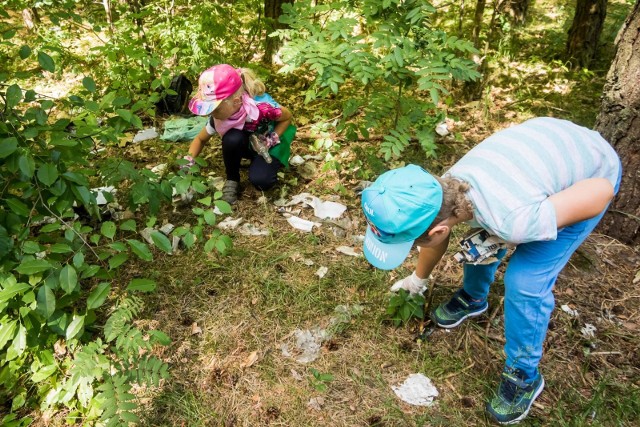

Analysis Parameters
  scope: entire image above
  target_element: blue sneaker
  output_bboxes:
[432,288,488,328]
[486,367,545,424]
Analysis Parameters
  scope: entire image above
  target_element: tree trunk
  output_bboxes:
[594,0,640,244]
[472,0,487,49]
[565,0,608,68]
[263,0,294,65]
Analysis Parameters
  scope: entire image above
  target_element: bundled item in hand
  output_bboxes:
[453,229,506,265]
[250,133,273,164]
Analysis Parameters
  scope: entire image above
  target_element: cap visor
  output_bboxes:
[363,226,413,270]
[188,98,219,116]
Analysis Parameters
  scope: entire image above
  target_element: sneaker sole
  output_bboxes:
[435,304,488,329]
[497,377,545,425]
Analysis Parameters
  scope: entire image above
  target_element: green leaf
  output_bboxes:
[214,200,233,214]
[127,239,153,261]
[0,137,18,158]
[36,285,56,318]
[19,45,31,59]
[126,278,156,292]
[31,364,57,383]
[86,282,111,310]
[37,163,59,186]
[18,153,35,178]
[12,324,26,356]
[49,243,72,253]
[0,319,17,349]
[108,252,128,269]
[37,51,55,72]
[5,197,30,216]
[100,221,116,239]
[203,210,216,225]
[116,109,133,122]
[6,84,22,108]
[149,330,171,345]
[120,219,137,232]
[150,231,172,254]
[59,265,78,294]
[66,315,84,340]
[82,76,96,93]
[15,259,51,275]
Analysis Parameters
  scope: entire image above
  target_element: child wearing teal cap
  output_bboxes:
[362,117,621,424]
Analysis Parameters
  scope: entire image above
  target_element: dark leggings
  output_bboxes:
[221,129,282,191]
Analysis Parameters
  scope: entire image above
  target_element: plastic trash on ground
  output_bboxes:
[93,186,116,205]
[315,266,328,278]
[336,246,361,257]
[285,192,347,219]
[281,328,329,364]
[133,127,158,143]
[218,217,243,230]
[561,304,579,317]
[435,122,449,136]
[238,223,269,236]
[286,215,321,232]
[289,154,305,166]
[392,373,439,406]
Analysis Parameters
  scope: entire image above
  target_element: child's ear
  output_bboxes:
[428,224,450,238]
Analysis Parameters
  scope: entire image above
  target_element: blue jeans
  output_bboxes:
[462,171,621,379]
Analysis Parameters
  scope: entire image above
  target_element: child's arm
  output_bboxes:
[273,106,292,137]
[188,126,213,158]
[547,178,614,228]
[415,233,450,279]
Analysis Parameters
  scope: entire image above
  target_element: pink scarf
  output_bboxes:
[214,93,259,137]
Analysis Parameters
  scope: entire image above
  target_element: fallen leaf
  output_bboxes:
[241,351,259,368]
[191,322,202,335]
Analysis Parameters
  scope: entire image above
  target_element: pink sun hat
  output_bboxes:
[188,64,243,116]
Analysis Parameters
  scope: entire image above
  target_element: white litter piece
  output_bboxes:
[302,258,315,266]
[392,373,439,406]
[281,328,328,364]
[285,192,346,219]
[140,227,154,245]
[435,122,449,136]
[316,266,328,278]
[159,223,175,235]
[561,304,579,317]
[218,217,244,230]
[336,246,361,257]
[286,215,321,232]
[151,163,167,175]
[581,323,597,339]
[238,223,269,236]
[132,127,158,143]
[171,236,180,252]
[289,154,305,166]
[93,186,116,205]
[303,154,324,161]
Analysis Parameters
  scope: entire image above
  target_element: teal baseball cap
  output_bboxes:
[361,165,443,270]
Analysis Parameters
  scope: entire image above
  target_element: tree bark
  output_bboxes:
[565,0,608,68]
[594,0,640,244]
[502,0,530,25]
[263,0,294,65]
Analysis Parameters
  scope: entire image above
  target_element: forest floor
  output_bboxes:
[27,1,639,426]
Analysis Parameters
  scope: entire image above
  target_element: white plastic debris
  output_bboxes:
[159,223,175,235]
[281,328,329,364]
[392,373,439,406]
[218,217,243,230]
[316,266,328,278]
[151,163,167,175]
[561,304,579,317]
[93,186,116,205]
[285,192,347,219]
[238,223,269,236]
[286,215,321,232]
[435,122,449,136]
[289,154,305,166]
[132,127,158,143]
[581,323,596,339]
[336,246,361,257]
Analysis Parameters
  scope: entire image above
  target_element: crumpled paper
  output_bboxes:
[392,373,439,406]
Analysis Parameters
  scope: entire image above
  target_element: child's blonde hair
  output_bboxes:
[418,175,473,241]
[239,68,265,97]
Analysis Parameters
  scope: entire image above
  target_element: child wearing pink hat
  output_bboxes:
[185,64,296,204]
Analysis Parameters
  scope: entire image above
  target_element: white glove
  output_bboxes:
[390,271,429,295]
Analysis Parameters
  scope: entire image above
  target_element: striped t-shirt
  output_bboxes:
[446,117,620,244]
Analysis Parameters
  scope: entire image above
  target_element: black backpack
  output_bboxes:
[156,74,193,115]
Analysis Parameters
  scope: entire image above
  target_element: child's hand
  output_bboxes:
[181,155,195,171]
[390,272,429,295]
